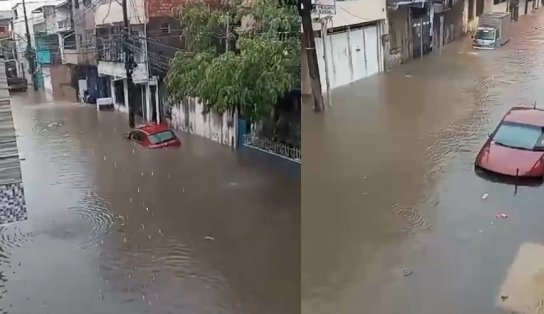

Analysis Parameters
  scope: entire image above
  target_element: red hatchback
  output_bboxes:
[476,107,544,178]
[126,123,181,149]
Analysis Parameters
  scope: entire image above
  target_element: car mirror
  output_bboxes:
[488,132,493,138]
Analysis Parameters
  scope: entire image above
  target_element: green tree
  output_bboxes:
[167,0,300,122]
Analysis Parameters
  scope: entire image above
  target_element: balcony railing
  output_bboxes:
[57,19,71,32]
[387,0,428,9]
[97,37,145,64]
[33,21,46,34]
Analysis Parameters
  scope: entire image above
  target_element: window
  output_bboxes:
[148,131,175,144]
[0,27,6,32]
[493,122,544,151]
[160,23,170,34]
[475,29,494,40]
[131,131,145,142]
[13,9,18,20]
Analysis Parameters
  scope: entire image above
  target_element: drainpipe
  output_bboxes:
[319,17,332,108]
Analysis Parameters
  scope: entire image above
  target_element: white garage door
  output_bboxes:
[314,24,381,90]
[42,67,52,94]
[315,31,352,90]
[350,25,380,82]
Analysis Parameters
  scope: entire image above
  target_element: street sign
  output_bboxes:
[312,0,336,16]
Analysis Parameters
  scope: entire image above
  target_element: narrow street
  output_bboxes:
[1,92,300,314]
[303,9,544,314]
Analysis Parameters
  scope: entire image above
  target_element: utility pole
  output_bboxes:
[22,0,37,90]
[319,18,331,108]
[123,0,136,127]
[300,0,324,112]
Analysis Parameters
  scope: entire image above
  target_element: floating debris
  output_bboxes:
[124,237,127,243]
[496,213,508,219]
[141,224,145,230]
[47,120,64,128]
[481,193,489,200]
[103,156,107,161]
[204,236,215,241]
[405,74,413,78]
[19,157,26,161]
[146,207,149,212]
[501,295,508,302]
[401,268,413,277]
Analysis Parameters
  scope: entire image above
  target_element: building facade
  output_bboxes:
[302,0,388,93]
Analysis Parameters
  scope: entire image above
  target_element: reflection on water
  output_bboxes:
[1,92,300,313]
[303,10,544,314]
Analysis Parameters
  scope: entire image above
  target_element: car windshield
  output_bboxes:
[148,130,176,144]
[493,122,544,151]
[476,29,495,40]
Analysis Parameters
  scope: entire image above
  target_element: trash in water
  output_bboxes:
[501,295,508,302]
[496,213,508,219]
[401,268,413,276]
[47,121,64,128]
[405,74,413,78]
[19,157,25,161]
[204,236,215,241]
[481,193,489,200]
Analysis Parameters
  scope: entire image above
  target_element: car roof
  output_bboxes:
[135,123,172,134]
[503,107,544,127]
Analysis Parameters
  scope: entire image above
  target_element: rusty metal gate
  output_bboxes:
[412,17,432,58]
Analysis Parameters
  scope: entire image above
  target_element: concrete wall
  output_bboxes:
[494,0,536,14]
[97,61,148,82]
[463,0,495,33]
[170,98,237,147]
[315,0,387,29]
[94,0,145,25]
[51,64,77,102]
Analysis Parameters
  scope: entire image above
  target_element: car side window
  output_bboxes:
[131,131,143,142]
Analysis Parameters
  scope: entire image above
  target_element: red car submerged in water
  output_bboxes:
[126,123,181,149]
[476,107,544,178]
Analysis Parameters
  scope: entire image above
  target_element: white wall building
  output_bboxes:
[11,0,58,82]
[94,0,154,122]
[302,0,387,93]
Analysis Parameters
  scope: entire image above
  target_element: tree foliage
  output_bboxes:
[167,0,300,121]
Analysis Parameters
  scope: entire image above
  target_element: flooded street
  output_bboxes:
[303,10,544,314]
[1,92,299,313]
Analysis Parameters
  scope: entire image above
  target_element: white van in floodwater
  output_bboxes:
[473,12,511,49]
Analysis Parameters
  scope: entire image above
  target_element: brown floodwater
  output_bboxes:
[1,91,300,313]
[303,10,544,314]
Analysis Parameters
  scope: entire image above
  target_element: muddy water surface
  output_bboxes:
[1,92,300,314]
[303,11,544,314]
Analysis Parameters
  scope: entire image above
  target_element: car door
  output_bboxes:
[130,130,145,144]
